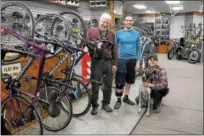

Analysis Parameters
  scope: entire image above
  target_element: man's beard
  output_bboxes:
[100,27,108,31]
[125,25,132,30]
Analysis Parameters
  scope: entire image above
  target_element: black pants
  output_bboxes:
[151,88,169,107]
[90,59,112,107]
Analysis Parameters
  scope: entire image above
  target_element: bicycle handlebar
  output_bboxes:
[35,32,84,54]
[70,33,113,48]
[1,27,54,55]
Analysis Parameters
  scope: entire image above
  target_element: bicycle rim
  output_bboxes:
[37,85,72,131]
[67,77,91,117]
[59,10,87,48]
[1,95,43,135]
[35,14,70,58]
[1,2,34,62]
[188,49,201,64]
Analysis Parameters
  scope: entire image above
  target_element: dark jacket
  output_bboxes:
[86,28,118,66]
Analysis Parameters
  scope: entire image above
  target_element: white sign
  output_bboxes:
[2,63,21,79]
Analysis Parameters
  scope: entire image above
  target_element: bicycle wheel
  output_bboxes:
[1,2,34,62]
[167,47,175,60]
[66,77,91,117]
[1,95,43,135]
[35,14,70,58]
[59,10,87,48]
[187,48,201,64]
[37,85,72,131]
[176,47,183,60]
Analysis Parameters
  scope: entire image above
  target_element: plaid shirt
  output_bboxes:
[144,66,168,90]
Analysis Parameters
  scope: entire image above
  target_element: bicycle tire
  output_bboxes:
[187,48,201,64]
[71,77,91,117]
[1,94,43,135]
[59,10,87,38]
[35,14,70,58]
[176,47,183,60]
[38,85,72,132]
[167,47,175,60]
[1,2,35,62]
[59,10,87,48]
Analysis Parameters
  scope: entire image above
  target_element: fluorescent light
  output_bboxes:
[145,10,152,13]
[172,5,183,10]
[145,10,156,13]
[133,4,147,9]
[166,1,180,4]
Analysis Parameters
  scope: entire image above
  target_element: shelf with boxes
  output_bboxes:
[154,15,170,53]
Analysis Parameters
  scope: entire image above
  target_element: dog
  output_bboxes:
[137,83,152,117]
[136,63,153,117]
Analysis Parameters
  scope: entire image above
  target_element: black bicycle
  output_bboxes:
[29,32,114,117]
[176,40,201,64]
[167,39,179,60]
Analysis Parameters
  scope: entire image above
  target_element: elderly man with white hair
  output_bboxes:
[86,13,118,115]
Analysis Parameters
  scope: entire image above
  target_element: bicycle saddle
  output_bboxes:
[1,14,7,23]
[12,11,23,19]
[12,22,23,30]
[25,13,30,22]
[72,18,79,23]
[1,73,12,84]
[48,91,61,118]
[55,25,64,32]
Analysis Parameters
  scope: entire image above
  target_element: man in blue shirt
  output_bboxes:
[114,15,141,109]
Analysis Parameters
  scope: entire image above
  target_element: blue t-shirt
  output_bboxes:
[115,29,141,60]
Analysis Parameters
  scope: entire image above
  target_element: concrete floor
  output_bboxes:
[46,53,203,135]
[45,57,146,135]
[131,54,203,135]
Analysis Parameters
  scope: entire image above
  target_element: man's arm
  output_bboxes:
[136,32,142,62]
[151,68,168,90]
[85,29,95,53]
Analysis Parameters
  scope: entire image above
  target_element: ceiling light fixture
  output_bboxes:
[145,8,156,14]
[133,4,147,9]
[165,1,180,4]
[172,5,183,11]
[145,10,156,13]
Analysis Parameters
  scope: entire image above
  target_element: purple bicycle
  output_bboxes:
[1,25,72,134]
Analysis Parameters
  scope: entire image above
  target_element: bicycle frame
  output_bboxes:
[48,49,86,76]
[2,27,50,120]
[179,45,193,58]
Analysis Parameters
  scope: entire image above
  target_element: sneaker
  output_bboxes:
[91,107,98,115]
[135,96,139,105]
[102,105,113,112]
[153,104,161,113]
[123,97,135,105]
[91,104,99,115]
[114,101,122,109]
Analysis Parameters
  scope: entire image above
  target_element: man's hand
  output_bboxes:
[135,61,140,71]
[112,65,117,73]
[143,82,154,88]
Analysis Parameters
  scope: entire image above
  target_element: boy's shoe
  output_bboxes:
[114,101,122,109]
[123,97,135,105]
[102,105,113,112]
